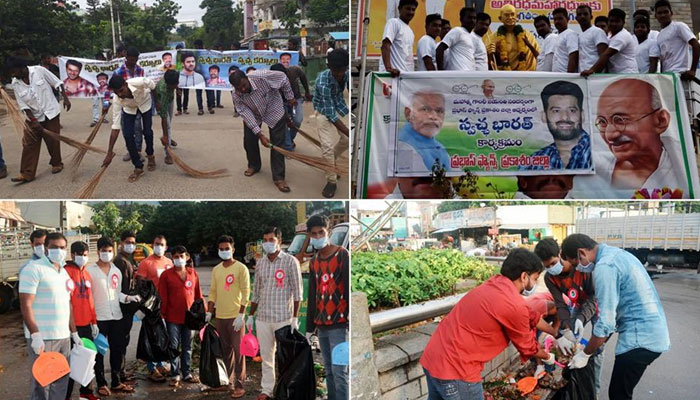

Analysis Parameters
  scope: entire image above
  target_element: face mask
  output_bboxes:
[310,236,328,250]
[521,275,537,296]
[218,250,233,260]
[547,261,564,276]
[173,258,187,268]
[262,242,277,254]
[123,244,136,254]
[74,255,88,267]
[153,245,165,256]
[99,252,113,263]
[33,245,44,258]
[47,248,66,264]
[576,251,595,272]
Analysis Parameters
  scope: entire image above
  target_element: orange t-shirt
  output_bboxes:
[420,275,540,382]
[136,255,173,288]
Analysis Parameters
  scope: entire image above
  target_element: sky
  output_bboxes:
[72,0,226,24]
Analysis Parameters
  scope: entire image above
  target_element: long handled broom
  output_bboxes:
[70,105,110,181]
[160,137,229,179]
[268,144,348,176]
[74,164,109,199]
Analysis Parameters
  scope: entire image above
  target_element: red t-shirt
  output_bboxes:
[64,262,97,327]
[158,267,203,325]
[420,275,540,382]
[136,255,173,288]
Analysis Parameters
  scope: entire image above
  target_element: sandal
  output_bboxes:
[128,168,144,183]
[274,180,291,193]
[322,182,337,198]
[111,383,134,393]
[147,155,156,171]
[231,388,246,398]
[98,386,111,396]
[184,374,200,383]
[244,168,258,177]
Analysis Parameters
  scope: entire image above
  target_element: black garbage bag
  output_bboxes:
[185,298,206,331]
[273,325,316,400]
[136,314,178,362]
[552,358,596,400]
[200,324,230,388]
[137,279,161,317]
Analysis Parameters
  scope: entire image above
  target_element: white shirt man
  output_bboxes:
[657,21,696,72]
[380,18,415,72]
[87,262,126,321]
[578,26,609,71]
[417,35,438,71]
[12,66,63,122]
[608,28,638,73]
[537,32,559,71]
[110,77,156,130]
[636,37,660,73]
[553,29,579,72]
[441,27,475,70]
[472,31,488,71]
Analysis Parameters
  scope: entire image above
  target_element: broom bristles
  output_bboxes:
[0,88,32,140]
[41,128,106,154]
[75,165,108,199]
[270,145,348,176]
[166,146,229,179]
[70,106,110,181]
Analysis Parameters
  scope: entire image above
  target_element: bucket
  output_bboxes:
[69,345,97,387]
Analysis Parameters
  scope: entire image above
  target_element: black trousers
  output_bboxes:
[95,319,125,388]
[177,88,189,112]
[609,348,661,400]
[243,118,286,181]
[119,313,134,380]
[66,325,95,396]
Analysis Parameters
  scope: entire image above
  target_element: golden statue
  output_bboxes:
[494,5,540,71]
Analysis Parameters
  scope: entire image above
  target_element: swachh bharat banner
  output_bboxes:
[357,71,700,199]
[355,0,612,58]
[59,50,299,97]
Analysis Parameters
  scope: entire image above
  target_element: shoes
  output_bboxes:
[216,105,224,109]
[208,108,215,114]
[79,393,100,400]
[322,182,337,198]
[170,139,178,147]
[10,175,33,183]
[165,154,173,165]
[89,121,97,127]
[0,166,7,179]
[52,165,64,174]
[198,110,204,115]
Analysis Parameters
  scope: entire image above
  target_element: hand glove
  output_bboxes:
[556,334,575,356]
[568,349,591,369]
[71,332,84,347]
[534,364,546,379]
[562,328,576,343]
[233,315,244,332]
[30,332,45,355]
[291,317,299,332]
[542,352,556,365]
[91,324,99,339]
[246,315,254,332]
[205,312,212,323]
[574,318,585,337]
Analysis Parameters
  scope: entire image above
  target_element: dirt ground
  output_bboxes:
[0,95,349,199]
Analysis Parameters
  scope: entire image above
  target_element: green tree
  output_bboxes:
[91,202,144,240]
[200,0,243,48]
[279,0,301,36]
[306,0,347,28]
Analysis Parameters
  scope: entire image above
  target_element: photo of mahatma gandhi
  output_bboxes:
[595,78,675,189]
[396,90,450,172]
[63,59,97,97]
[482,79,495,99]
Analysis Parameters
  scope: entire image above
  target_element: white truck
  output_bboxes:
[575,209,700,270]
[0,228,33,313]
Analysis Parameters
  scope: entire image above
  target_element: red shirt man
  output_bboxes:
[136,235,173,288]
[158,261,203,325]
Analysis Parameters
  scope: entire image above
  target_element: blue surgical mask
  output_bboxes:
[547,261,564,276]
[521,275,537,296]
[310,236,328,250]
[576,252,595,272]
[262,242,278,254]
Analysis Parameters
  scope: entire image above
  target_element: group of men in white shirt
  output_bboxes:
[379,0,699,82]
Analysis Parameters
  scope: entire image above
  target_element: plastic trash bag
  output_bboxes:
[199,324,230,388]
[136,279,161,317]
[552,357,596,400]
[136,314,177,362]
[273,325,316,400]
[185,298,206,331]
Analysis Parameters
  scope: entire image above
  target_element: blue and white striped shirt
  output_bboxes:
[19,257,72,340]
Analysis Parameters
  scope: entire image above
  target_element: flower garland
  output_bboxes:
[496,25,528,70]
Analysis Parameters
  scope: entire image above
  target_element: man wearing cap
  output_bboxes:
[19,232,83,400]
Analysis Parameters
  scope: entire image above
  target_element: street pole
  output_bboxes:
[117,9,123,43]
[109,0,117,55]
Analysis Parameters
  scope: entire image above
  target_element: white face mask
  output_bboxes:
[310,236,328,250]
[153,245,165,256]
[218,249,233,260]
[73,255,88,267]
[173,258,187,268]
[33,245,45,258]
[521,274,537,296]
[262,242,277,254]
[99,252,113,263]
[123,243,136,254]
[47,248,67,264]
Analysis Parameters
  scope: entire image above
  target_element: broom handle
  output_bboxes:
[40,128,106,154]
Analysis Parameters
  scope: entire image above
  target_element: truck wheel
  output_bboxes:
[0,285,13,314]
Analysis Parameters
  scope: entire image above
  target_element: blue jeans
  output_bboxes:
[166,322,193,378]
[92,96,101,122]
[283,100,304,150]
[122,110,153,169]
[424,368,483,400]
[318,325,348,400]
[121,111,143,153]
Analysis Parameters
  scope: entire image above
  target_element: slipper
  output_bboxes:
[184,374,200,383]
[147,155,156,171]
[128,168,144,183]
[170,139,178,147]
[244,168,258,177]
[111,383,134,393]
[231,388,246,398]
[97,386,111,397]
[274,180,291,193]
[10,175,33,184]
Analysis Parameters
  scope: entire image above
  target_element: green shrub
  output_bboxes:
[352,249,498,309]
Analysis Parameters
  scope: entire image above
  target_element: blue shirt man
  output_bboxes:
[397,91,450,172]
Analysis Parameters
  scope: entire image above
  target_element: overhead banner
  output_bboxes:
[356,72,700,199]
[355,0,612,58]
[59,50,299,97]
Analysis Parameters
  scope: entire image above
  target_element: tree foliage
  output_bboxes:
[306,0,347,28]
[91,202,145,241]
[279,0,301,36]
[199,0,244,48]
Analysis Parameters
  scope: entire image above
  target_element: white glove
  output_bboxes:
[574,318,585,337]
[71,332,84,347]
[126,295,141,303]
[556,334,575,356]
[542,352,556,365]
[568,349,592,369]
[291,317,299,331]
[562,328,576,343]
[233,315,244,332]
[205,312,212,323]
[30,332,45,355]
[91,324,99,339]
[534,364,546,379]
[246,315,254,332]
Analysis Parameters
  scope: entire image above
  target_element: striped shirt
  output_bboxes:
[252,251,302,323]
[232,70,294,135]
[519,132,591,170]
[19,257,72,340]
[313,69,348,123]
[113,63,145,79]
